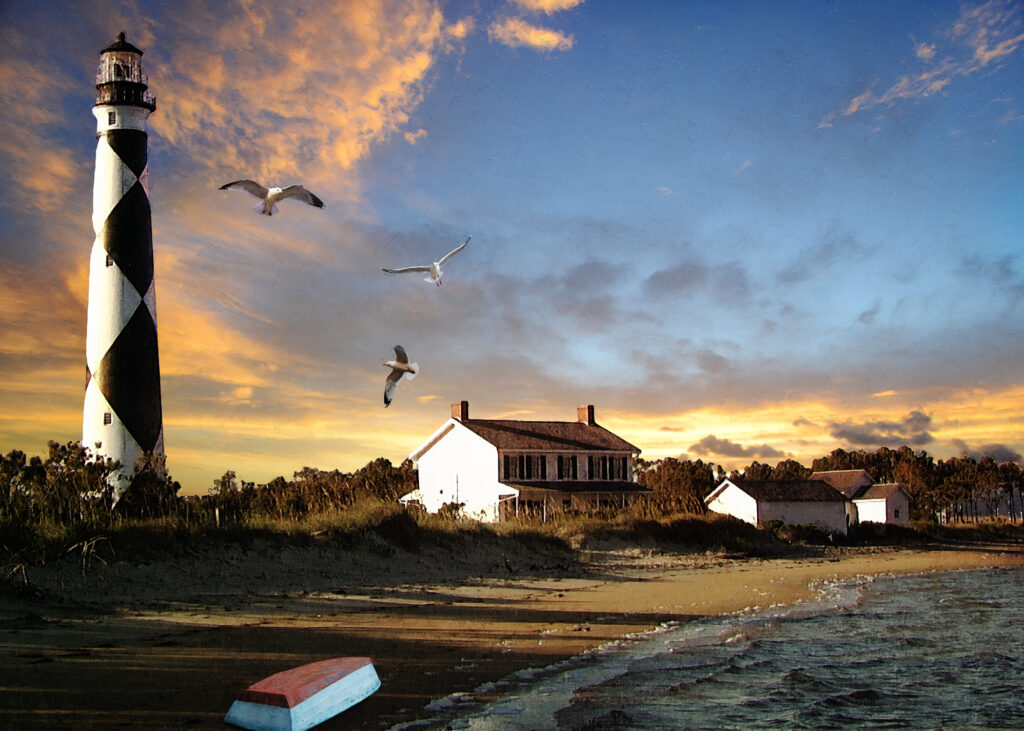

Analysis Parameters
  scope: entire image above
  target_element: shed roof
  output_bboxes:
[855,483,908,501]
[810,469,874,499]
[726,479,850,503]
[460,419,639,453]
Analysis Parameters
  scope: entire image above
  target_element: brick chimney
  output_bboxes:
[577,404,595,425]
[452,401,469,421]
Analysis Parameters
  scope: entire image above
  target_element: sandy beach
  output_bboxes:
[2,537,1021,730]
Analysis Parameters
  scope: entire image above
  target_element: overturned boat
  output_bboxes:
[225,656,380,731]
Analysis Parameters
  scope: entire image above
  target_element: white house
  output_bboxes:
[810,470,912,526]
[404,401,647,522]
[705,478,850,536]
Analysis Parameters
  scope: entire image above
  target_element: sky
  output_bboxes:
[1,0,1022,495]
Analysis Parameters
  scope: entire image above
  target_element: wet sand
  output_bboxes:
[2,540,1021,729]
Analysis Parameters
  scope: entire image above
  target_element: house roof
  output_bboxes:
[718,479,849,503]
[459,419,639,453]
[810,469,874,499]
[504,480,650,496]
[855,483,909,501]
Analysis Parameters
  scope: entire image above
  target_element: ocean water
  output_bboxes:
[395,566,1024,730]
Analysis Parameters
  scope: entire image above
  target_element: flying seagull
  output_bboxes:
[219,180,325,216]
[383,236,470,287]
[383,345,419,407]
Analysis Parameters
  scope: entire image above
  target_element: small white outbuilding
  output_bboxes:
[810,470,912,526]
[705,478,851,535]
[850,483,912,526]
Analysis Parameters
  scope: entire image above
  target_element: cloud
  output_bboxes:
[509,0,586,14]
[646,253,751,300]
[695,349,731,374]
[404,128,428,145]
[488,17,574,51]
[0,30,83,213]
[953,0,1024,65]
[829,409,935,447]
[912,35,937,60]
[147,1,470,190]
[956,253,1024,305]
[857,298,882,325]
[843,89,873,116]
[689,434,785,460]
[776,231,867,285]
[952,438,1023,464]
[824,0,1024,125]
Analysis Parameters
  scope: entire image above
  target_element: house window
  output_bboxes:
[583,456,628,481]
[505,455,547,481]
[558,455,578,480]
[103,412,112,425]
[894,509,900,519]
[108,111,116,125]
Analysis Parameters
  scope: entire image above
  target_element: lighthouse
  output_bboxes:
[83,32,163,490]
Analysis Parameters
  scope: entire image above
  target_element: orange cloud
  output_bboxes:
[404,128,428,145]
[488,17,575,51]
[600,385,1024,470]
[510,0,586,14]
[831,0,1024,123]
[148,1,469,193]
[910,33,937,60]
[0,34,82,212]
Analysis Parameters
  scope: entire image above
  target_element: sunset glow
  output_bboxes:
[1,0,1021,494]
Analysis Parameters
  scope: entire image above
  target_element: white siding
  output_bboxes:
[414,421,510,523]
[706,483,758,526]
[854,498,887,524]
[759,501,848,535]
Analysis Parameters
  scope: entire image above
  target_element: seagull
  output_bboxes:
[383,236,470,287]
[219,180,325,216]
[383,345,419,407]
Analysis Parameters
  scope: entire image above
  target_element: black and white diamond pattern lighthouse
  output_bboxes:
[83,33,163,488]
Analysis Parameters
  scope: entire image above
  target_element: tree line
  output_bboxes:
[2,441,1020,548]
[0,441,416,547]
[635,446,1023,523]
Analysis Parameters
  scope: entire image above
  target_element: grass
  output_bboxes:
[3,503,1021,582]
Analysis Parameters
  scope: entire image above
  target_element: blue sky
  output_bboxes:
[0,0,1022,493]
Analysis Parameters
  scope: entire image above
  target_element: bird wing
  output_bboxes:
[383,266,431,274]
[277,185,325,208]
[393,345,409,364]
[384,368,403,406]
[438,236,470,265]
[220,180,269,199]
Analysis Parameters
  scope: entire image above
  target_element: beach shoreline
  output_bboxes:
[2,541,1022,729]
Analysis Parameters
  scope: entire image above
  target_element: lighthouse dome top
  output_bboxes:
[100,32,144,56]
